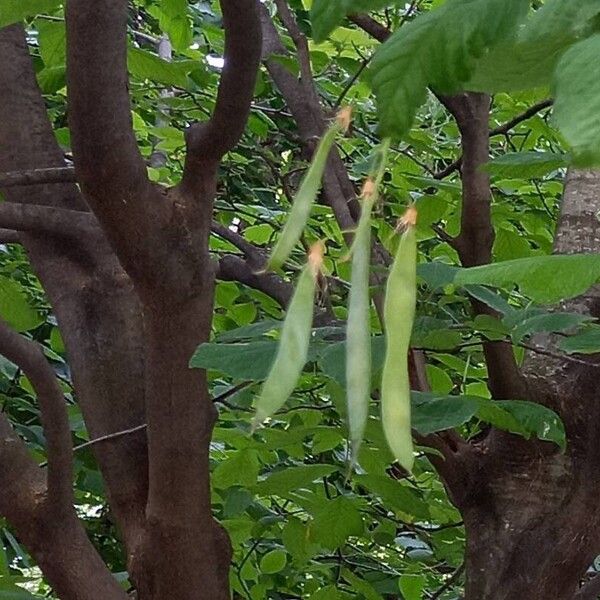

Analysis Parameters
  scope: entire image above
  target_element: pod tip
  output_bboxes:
[336,106,353,132]
[398,205,418,230]
[360,177,377,201]
[308,241,325,274]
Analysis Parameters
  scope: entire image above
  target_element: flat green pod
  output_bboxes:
[381,207,418,473]
[252,243,324,430]
[266,108,351,271]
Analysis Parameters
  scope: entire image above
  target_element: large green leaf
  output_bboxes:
[559,325,600,354]
[454,254,600,304]
[0,0,61,27]
[412,394,478,434]
[190,341,277,380]
[309,496,364,550]
[255,464,337,496]
[158,0,193,52]
[37,21,66,68]
[484,151,568,179]
[128,48,190,88]
[0,276,43,332]
[467,0,600,92]
[370,0,528,136]
[554,34,600,165]
[493,400,566,449]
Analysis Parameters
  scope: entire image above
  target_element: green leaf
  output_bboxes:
[554,35,600,165]
[454,254,600,304]
[37,65,66,94]
[510,312,590,343]
[485,152,568,178]
[354,474,430,519]
[310,496,364,550]
[412,394,478,435]
[493,228,532,261]
[494,400,566,449]
[127,48,190,88]
[559,325,600,354]
[282,518,320,564]
[37,21,66,68]
[213,449,259,489]
[399,574,426,600]
[310,0,394,42]
[370,0,528,137]
[259,549,287,574]
[255,464,337,496]
[342,569,384,600]
[0,0,61,27]
[466,0,600,92]
[0,276,43,332]
[190,341,276,380]
[0,581,43,600]
[159,0,193,52]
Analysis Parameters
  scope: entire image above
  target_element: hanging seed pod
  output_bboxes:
[252,243,325,430]
[345,140,391,466]
[381,206,418,473]
[266,108,351,271]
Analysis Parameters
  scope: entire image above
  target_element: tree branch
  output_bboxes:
[0,319,73,507]
[0,202,99,239]
[348,14,390,42]
[66,0,149,198]
[217,254,293,307]
[0,166,77,188]
[441,93,526,400]
[434,99,554,180]
[182,0,262,179]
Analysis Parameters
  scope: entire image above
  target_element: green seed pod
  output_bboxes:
[266,108,351,271]
[346,140,390,466]
[381,206,418,473]
[252,243,324,430]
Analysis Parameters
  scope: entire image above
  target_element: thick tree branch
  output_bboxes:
[182,0,262,180]
[259,3,357,234]
[441,93,526,400]
[0,23,149,561]
[66,0,149,195]
[0,319,72,506]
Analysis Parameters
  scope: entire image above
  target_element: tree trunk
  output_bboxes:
[460,169,600,599]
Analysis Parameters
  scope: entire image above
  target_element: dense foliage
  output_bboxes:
[1,0,600,598]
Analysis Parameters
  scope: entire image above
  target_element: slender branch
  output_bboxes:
[182,0,262,176]
[0,167,77,188]
[348,14,390,42]
[0,202,99,239]
[0,319,73,507]
[217,254,293,307]
[434,99,554,179]
[430,563,465,600]
[211,220,265,264]
[490,99,553,137]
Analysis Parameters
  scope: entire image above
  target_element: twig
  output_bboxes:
[430,563,465,600]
